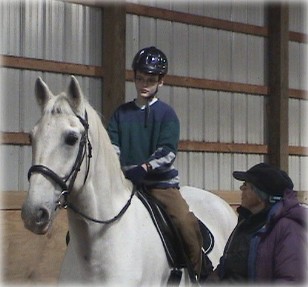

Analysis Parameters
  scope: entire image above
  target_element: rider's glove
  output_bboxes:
[125,165,147,185]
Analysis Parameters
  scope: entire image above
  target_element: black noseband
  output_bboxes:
[28,165,68,190]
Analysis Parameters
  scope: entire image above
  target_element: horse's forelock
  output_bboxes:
[43,93,76,116]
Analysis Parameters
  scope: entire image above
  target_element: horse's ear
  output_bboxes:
[35,77,53,109]
[67,76,83,113]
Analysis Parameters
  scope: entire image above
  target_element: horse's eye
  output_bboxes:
[65,132,78,146]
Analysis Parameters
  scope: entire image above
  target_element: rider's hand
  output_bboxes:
[125,165,147,185]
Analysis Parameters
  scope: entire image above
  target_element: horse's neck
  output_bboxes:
[68,106,133,234]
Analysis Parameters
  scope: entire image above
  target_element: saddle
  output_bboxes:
[137,189,214,284]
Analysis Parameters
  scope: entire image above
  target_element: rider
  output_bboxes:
[107,46,203,278]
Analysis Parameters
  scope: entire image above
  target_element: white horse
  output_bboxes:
[21,76,237,286]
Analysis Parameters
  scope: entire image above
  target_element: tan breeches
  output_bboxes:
[149,187,203,276]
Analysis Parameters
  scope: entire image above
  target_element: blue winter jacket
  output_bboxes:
[248,189,307,282]
[218,188,307,283]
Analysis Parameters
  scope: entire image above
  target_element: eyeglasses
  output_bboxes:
[135,76,159,86]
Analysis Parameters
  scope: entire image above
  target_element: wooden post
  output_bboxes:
[267,3,289,171]
[102,4,126,125]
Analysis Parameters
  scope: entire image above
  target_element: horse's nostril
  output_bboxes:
[36,208,49,224]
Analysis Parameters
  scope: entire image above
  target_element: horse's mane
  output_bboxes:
[87,101,132,189]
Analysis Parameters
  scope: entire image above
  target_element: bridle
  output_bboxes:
[28,111,92,209]
[27,110,135,224]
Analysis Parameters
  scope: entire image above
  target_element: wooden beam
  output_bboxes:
[125,2,307,44]
[2,132,307,156]
[126,2,267,37]
[1,55,104,77]
[2,190,307,210]
[179,141,267,154]
[267,3,289,171]
[289,88,308,100]
[0,132,31,145]
[2,56,307,100]
[289,31,308,43]
[63,2,308,44]
[126,70,307,99]
[102,4,126,125]
[126,70,268,95]
[288,146,308,156]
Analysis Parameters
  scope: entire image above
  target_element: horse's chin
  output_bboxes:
[24,220,52,235]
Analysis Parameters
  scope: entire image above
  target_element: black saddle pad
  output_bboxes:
[198,220,214,255]
[137,189,215,268]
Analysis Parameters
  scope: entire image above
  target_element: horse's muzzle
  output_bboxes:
[21,203,51,235]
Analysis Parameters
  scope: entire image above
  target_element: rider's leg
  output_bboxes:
[150,187,203,277]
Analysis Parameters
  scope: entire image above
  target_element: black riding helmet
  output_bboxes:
[132,46,168,76]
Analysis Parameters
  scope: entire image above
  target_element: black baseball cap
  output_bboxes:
[233,163,294,196]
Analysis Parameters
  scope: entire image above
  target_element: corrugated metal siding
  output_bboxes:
[0,0,103,192]
[288,3,307,191]
[1,1,306,192]
[125,1,306,191]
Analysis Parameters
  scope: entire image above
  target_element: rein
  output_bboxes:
[66,188,135,224]
[27,110,134,224]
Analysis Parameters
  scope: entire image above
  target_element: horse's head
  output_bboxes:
[21,76,90,234]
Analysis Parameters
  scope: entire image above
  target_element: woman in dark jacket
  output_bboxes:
[209,163,307,283]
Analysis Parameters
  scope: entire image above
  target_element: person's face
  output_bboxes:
[134,71,163,99]
[240,181,266,214]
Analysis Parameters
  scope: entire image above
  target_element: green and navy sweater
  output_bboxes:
[107,98,180,189]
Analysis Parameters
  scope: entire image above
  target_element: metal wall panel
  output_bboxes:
[0,1,22,55]
[289,99,301,147]
[1,69,102,133]
[188,25,204,78]
[300,44,308,90]
[203,28,219,80]
[145,0,266,26]
[247,96,265,144]
[2,1,305,192]
[300,157,308,190]
[156,19,173,64]
[1,69,21,132]
[219,92,232,143]
[233,93,247,144]
[289,156,308,192]
[0,0,103,192]
[173,87,189,140]
[289,41,300,90]
[188,88,204,141]
[1,68,102,192]
[173,22,189,77]
[248,36,265,85]
[232,33,247,83]
[1,0,102,64]
[218,31,232,81]
[204,90,219,142]
[289,3,308,194]
[288,2,307,193]
[289,3,307,34]
[0,146,21,191]
[125,1,306,192]
[202,153,219,190]
[300,100,308,147]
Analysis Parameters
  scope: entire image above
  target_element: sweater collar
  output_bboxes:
[134,97,158,110]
